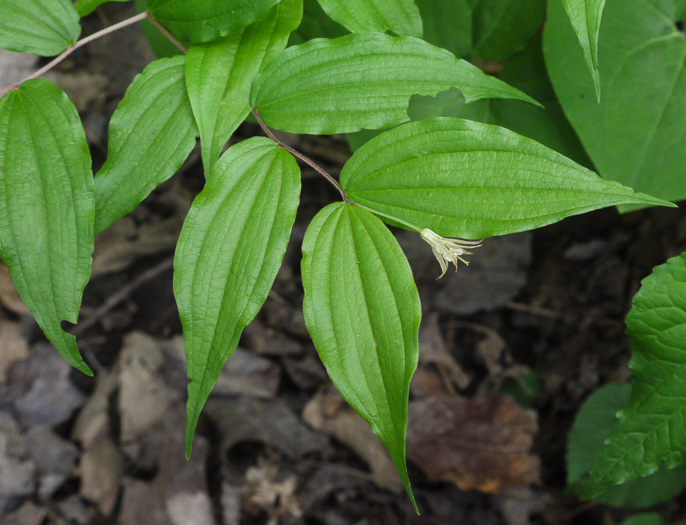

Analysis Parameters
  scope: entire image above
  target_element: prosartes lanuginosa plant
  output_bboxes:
[0,0,683,513]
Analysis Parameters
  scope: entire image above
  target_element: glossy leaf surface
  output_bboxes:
[0,0,81,56]
[341,118,674,239]
[560,0,606,99]
[74,0,130,17]
[94,56,197,233]
[567,383,686,508]
[302,203,420,510]
[174,138,300,457]
[0,80,93,374]
[251,33,539,134]
[544,0,686,206]
[407,36,590,165]
[186,0,302,174]
[578,253,686,498]
[315,0,422,37]
[148,0,281,44]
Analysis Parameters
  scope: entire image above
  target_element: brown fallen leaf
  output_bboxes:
[0,263,29,315]
[302,390,403,494]
[0,321,28,383]
[407,395,540,493]
[79,437,125,516]
[118,332,180,450]
[414,312,470,396]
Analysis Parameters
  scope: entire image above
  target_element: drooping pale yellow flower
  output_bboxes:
[420,228,482,279]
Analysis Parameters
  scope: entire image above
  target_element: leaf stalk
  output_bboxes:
[252,108,350,203]
[0,11,184,98]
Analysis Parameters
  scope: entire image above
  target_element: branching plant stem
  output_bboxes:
[0,11,183,98]
[252,108,351,204]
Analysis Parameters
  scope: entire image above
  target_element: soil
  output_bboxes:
[1,4,686,525]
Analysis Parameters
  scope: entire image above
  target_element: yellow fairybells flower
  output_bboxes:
[419,228,482,279]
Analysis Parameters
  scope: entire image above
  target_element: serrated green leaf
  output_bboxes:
[567,383,686,508]
[577,253,686,499]
[340,118,674,239]
[559,0,606,100]
[148,0,282,44]
[74,0,130,17]
[544,0,686,207]
[0,0,81,56]
[620,514,668,525]
[315,0,422,37]
[302,203,420,511]
[186,0,302,175]
[174,137,300,458]
[94,56,197,234]
[251,33,540,135]
[0,80,93,375]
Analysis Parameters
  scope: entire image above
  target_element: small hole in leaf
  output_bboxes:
[61,320,77,334]
[677,20,685,32]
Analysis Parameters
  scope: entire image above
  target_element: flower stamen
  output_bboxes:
[420,228,482,279]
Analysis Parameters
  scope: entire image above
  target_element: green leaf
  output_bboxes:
[544,0,686,206]
[620,514,668,525]
[94,56,197,234]
[148,0,282,44]
[174,137,300,457]
[340,118,674,239]
[577,253,686,498]
[251,33,540,135]
[186,0,302,175]
[0,80,93,375]
[135,0,184,58]
[314,0,422,37]
[414,0,472,58]
[559,0,606,100]
[470,0,546,61]
[567,383,686,508]
[414,0,545,61]
[0,0,81,56]
[74,0,130,17]
[407,36,591,165]
[289,0,348,44]
[302,203,420,511]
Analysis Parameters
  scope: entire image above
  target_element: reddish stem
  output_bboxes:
[252,109,350,203]
[0,11,149,98]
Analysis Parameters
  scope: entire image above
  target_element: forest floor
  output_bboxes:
[1,4,686,525]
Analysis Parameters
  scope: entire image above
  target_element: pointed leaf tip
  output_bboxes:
[175,137,300,460]
[252,33,539,134]
[302,203,421,510]
[341,118,674,239]
[0,80,94,375]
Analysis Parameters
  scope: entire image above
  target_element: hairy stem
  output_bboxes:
[1,12,148,96]
[146,12,187,53]
[252,109,350,203]
[0,10,185,98]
